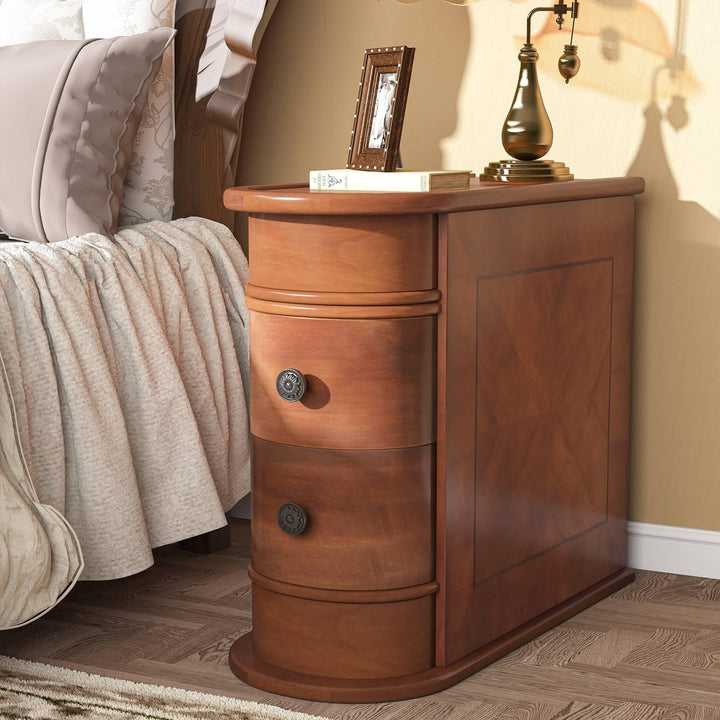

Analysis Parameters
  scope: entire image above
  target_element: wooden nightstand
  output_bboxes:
[225,177,644,702]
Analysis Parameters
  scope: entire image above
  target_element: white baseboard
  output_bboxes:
[627,521,720,580]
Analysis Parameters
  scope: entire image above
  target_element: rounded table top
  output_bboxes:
[224,177,645,216]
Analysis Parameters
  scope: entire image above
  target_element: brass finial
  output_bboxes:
[559,45,580,83]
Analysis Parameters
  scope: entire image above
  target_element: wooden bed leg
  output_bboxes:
[179,524,231,554]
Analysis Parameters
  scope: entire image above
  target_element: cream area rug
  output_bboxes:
[0,656,330,720]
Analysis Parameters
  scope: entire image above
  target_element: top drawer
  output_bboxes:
[249,314,435,450]
[248,214,436,293]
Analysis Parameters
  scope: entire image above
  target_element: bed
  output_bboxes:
[0,0,277,629]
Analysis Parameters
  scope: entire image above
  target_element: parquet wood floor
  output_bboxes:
[2,520,720,719]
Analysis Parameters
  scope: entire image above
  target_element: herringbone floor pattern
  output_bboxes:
[2,520,720,719]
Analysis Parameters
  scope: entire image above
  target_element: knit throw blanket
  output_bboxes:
[0,218,250,628]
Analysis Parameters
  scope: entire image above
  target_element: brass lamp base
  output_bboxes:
[480,160,573,183]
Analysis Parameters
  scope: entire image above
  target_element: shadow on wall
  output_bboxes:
[628,97,720,525]
[619,0,720,527]
[396,5,470,169]
[237,0,471,184]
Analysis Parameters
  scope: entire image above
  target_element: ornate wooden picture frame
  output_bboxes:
[346,46,415,172]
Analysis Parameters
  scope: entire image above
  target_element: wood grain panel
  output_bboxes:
[473,260,612,582]
[250,586,435,680]
[440,197,635,666]
[174,1,277,234]
[249,314,435,449]
[174,6,225,224]
[248,214,436,292]
[251,439,435,591]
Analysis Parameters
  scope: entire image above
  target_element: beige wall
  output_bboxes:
[238,0,720,532]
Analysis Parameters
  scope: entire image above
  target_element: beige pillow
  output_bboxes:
[0,29,174,243]
[0,0,177,227]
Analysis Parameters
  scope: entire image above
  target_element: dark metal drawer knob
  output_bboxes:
[276,368,306,402]
[277,502,307,536]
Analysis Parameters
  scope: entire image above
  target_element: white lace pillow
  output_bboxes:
[83,0,177,226]
[0,0,176,226]
[0,0,84,43]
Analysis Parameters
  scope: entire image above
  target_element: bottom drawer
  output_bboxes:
[252,438,435,591]
[252,585,435,680]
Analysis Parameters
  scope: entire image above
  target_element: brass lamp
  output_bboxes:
[481,1,581,183]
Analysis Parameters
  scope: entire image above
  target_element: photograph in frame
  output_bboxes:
[347,46,415,172]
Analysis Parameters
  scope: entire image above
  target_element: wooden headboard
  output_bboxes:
[172,0,278,228]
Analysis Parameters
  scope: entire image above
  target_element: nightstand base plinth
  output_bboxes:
[229,568,634,703]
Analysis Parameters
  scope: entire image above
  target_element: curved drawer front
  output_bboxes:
[250,314,435,449]
[252,439,435,591]
[252,586,435,680]
[249,213,436,293]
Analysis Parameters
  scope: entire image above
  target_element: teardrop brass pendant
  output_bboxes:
[502,44,552,161]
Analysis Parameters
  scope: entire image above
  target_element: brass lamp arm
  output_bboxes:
[526,7,558,45]
[526,2,579,45]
